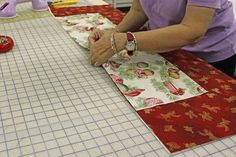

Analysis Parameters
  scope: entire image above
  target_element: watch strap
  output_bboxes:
[125,32,137,56]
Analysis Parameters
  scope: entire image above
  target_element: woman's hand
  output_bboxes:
[89,31,126,67]
[88,29,104,49]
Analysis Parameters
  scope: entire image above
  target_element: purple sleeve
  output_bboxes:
[187,0,221,9]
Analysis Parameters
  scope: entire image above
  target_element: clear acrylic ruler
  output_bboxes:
[0,5,236,157]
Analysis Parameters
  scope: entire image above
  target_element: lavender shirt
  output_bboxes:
[139,0,236,63]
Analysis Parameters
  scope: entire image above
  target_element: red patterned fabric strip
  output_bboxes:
[49,5,125,25]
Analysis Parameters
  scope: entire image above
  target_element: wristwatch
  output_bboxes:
[125,32,136,56]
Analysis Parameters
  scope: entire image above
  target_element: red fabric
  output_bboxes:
[49,5,125,25]
[49,6,236,153]
[140,51,236,152]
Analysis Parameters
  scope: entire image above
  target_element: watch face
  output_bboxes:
[125,41,136,51]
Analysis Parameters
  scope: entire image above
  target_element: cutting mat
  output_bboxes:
[0,4,236,157]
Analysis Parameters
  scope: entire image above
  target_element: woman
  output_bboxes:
[89,0,236,77]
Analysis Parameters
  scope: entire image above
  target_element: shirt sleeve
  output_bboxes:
[187,0,221,9]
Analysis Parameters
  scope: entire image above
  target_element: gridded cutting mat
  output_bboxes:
[0,15,236,157]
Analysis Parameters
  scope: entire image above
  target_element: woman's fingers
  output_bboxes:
[88,29,103,43]
[94,51,112,67]
[88,33,96,45]
[118,49,131,59]
[94,30,102,39]
[90,45,110,64]
[89,30,115,66]
[92,29,104,41]
[88,29,106,49]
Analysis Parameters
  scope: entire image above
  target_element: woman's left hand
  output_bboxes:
[89,31,126,67]
[89,31,114,67]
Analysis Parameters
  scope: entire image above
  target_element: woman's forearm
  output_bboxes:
[133,24,198,52]
[116,0,148,32]
[114,24,192,53]
[116,10,147,32]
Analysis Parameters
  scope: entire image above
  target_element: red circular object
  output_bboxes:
[0,35,14,53]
